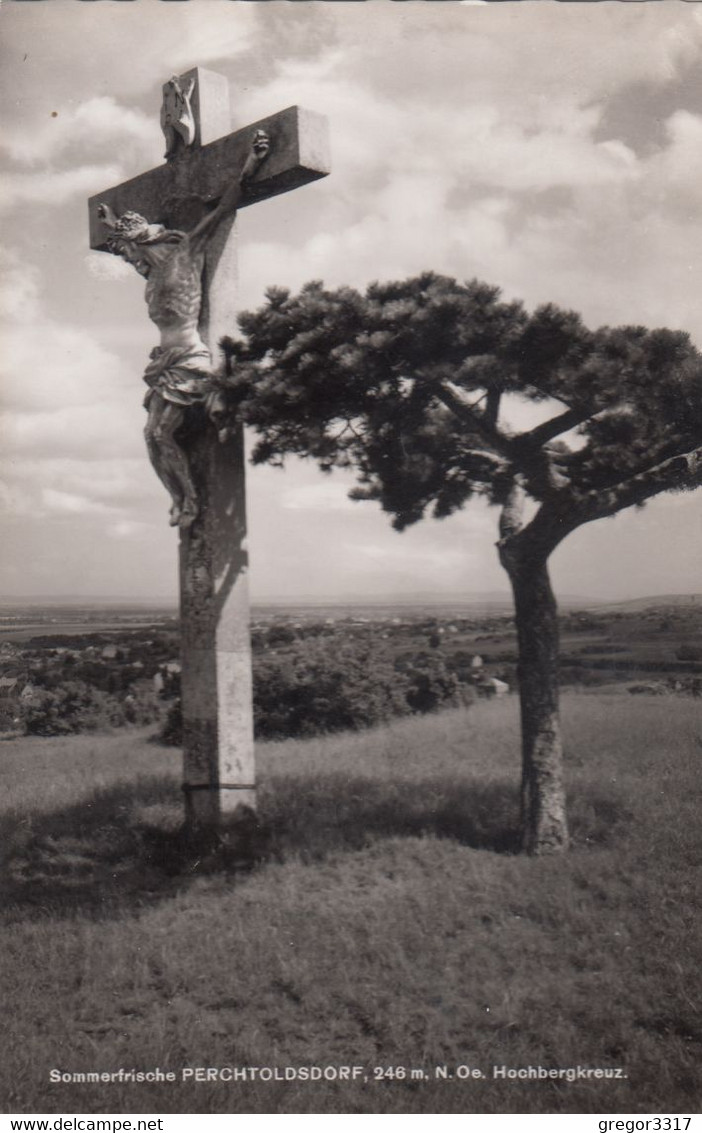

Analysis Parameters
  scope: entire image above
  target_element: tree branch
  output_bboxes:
[518,407,588,448]
[498,477,527,542]
[434,380,579,500]
[462,448,510,473]
[331,418,364,444]
[485,387,502,429]
[577,445,702,521]
[432,379,514,459]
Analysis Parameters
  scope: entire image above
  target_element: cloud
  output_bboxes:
[3,97,160,168]
[446,111,639,195]
[0,460,155,525]
[280,481,361,512]
[2,320,133,413]
[42,489,115,516]
[0,480,35,519]
[0,164,122,213]
[163,3,257,71]
[85,252,133,282]
[229,6,699,350]
[107,520,150,539]
[1,0,701,602]
[646,110,702,217]
[239,68,702,348]
[242,3,702,139]
[7,458,150,509]
[0,259,153,527]
[0,248,42,322]
[353,541,468,569]
[3,1,258,109]
[5,406,140,462]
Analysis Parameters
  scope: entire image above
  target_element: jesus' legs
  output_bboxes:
[144,395,199,527]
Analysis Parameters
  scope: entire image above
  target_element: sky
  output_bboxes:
[1,0,701,604]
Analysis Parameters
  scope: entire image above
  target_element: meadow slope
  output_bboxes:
[1,693,700,1115]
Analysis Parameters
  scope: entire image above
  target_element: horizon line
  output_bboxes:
[1,590,701,608]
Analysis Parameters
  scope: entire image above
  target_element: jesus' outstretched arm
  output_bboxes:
[188,129,270,253]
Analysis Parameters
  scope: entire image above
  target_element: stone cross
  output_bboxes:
[88,68,330,833]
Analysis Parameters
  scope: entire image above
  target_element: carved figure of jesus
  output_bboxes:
[98,130,269,528]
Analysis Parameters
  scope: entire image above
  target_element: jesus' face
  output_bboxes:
[113,239,151,277]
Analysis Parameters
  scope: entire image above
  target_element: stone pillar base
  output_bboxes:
[179,417,255,833]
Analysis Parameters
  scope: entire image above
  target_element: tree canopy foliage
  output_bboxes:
[224,272,702,536]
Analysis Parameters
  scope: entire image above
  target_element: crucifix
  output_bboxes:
[88,68,330,834]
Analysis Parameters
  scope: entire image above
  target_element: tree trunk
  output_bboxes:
[502,550,569,854]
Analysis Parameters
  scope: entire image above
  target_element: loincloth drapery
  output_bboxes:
[142,344,231,429]
[143,345,217,408]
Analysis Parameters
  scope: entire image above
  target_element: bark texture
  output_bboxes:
[499,514,569,854]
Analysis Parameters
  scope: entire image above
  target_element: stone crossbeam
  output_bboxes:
[89,104,330,248]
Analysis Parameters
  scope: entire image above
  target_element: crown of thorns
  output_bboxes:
[106,212,169,250]
[110,211,150,239]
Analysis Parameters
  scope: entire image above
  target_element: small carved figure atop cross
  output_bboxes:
[161,74,196,161]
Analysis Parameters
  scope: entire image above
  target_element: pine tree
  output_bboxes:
[222,273,702,853]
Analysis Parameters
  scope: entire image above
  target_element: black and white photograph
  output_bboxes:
[1,0,701,1120]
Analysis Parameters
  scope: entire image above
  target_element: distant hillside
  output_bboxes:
[253,590,592,612]
[0,597,177,613]
[2,591,701,619]
[592,594,702,613]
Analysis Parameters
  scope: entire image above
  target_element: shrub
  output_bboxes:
[253,643,412,739]
[22,681,112,736]
[22,680,160,736]
[403,654,474,714]
[159,639,476,745]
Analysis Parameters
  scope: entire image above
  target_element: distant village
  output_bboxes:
[1,600,700,737]
[0,608,516,737]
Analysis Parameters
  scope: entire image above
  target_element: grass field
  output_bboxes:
[1,693,701,1115]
